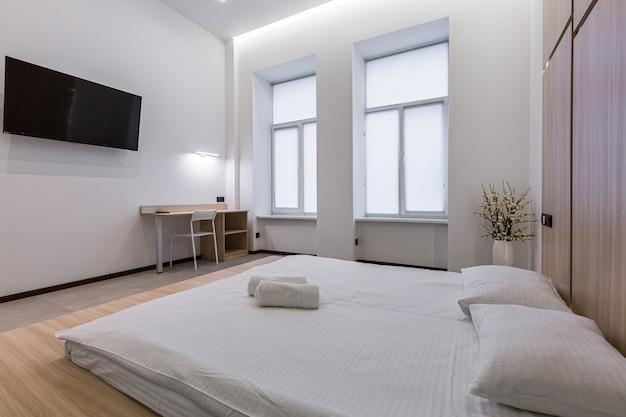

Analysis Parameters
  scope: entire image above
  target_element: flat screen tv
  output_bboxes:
[3,56,141,151]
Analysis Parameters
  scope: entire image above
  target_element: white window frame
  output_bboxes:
[271,74,317,215]
[272,117,317,215]
[363,42,449,219]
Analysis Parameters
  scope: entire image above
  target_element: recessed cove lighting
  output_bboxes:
[234,0,355,41]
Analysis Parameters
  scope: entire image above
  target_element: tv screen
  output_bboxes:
[3,56,141,151]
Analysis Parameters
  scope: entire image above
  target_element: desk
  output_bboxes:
[140,204,248,273]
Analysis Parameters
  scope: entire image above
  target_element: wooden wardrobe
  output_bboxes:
[542,0,626,355]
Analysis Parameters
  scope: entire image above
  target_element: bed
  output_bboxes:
[56,255,626,417]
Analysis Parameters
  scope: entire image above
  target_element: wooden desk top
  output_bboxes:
[140,203,228,215]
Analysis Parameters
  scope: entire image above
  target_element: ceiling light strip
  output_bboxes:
[234,0,354,42]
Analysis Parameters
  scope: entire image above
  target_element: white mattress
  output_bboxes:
[57,255,546,417]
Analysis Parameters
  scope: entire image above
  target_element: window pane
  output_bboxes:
[273,127,299,209]
[404,103,445,212]
[303,122,317,213]
[366,42,448,108]
[273,76,316,124]
[366,110,399,214]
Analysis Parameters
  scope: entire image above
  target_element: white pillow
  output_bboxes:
[458,265,569,317]
[469,303,626,417]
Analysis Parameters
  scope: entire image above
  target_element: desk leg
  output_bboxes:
[155,216,163,273]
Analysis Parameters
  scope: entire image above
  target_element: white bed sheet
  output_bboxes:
[57,255,547,417]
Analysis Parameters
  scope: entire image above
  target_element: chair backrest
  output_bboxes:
[191,210,217,222]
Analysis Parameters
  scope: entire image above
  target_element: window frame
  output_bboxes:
[363,42,449,219]
[271,117,317,215]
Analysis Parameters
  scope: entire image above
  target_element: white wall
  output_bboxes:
[0,0,226,297]
[233,0,536,271]
[529,0,543,272]
[446,1,533,271]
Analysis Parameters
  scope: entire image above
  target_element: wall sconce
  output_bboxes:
[195,151,219,157]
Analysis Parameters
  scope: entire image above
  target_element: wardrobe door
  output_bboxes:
[573,0,594,29]
[543,0,571,65]
[542,28,572,304]
[572,0,626,354]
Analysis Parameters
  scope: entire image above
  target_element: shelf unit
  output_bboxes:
[201,210,249,262]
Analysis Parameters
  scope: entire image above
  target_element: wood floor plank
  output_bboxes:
[0,256,281,416]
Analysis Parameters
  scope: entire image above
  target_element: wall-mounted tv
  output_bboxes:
[3,56,142,151]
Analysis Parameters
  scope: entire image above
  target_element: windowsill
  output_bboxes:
[255,215,447,224]
[355,216,448,225]
[256,214,317,221]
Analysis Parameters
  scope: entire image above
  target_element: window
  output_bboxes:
[364,42,448,217]
[272,75,317,214]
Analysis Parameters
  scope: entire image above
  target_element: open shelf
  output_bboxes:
[201,210,248,262]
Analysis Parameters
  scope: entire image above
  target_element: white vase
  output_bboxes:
[492,240,514,266]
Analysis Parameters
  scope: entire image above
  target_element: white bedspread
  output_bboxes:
[57,255,545,417]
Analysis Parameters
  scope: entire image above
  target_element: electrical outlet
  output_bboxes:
[355,238,359,246]
[255,232,260,238]
[216,196,225,202]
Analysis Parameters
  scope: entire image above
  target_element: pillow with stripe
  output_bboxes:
[469,303,626,417]
[458,265,569,317]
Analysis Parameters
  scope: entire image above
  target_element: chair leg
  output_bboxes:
[191,236,198,271]
[213,233,219,265]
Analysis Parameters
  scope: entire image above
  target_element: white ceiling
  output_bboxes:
[156,0,334,40]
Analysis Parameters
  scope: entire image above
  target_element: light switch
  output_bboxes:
[541,213,553,228]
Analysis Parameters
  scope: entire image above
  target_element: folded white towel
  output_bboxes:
[247,275,308,296]
[254,281,320,309]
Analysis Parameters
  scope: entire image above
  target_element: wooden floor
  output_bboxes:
[0,256,280,417]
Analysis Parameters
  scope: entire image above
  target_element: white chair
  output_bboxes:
[170,210,219,270]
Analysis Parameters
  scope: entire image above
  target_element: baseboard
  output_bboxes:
[248,249,303,256]
[356,258,447,271]
[249,250,446,271]
[1,253,445,304]
[0,258,195,304]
